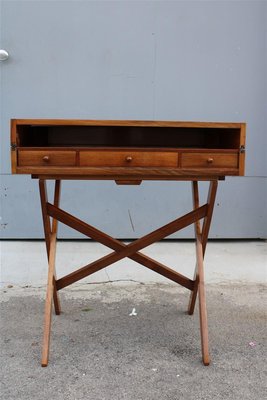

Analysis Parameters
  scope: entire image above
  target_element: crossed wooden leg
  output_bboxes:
[39,179,218,366]
[188,181,218,365]
[39,180,61,366]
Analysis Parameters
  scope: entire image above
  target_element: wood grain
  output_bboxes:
[18,150,76,166]
[80,150,178,167]
[11,119,246,178]
[16,166,240,177]
[187,181,201,316]
[10,118,245,366]
[196,234,210,365]
[47,202,208,289]
[12,118,244,128]
[39,180,61,315]
[41,233,57,367]
[32,174,224,181]
[45,202,194,291]
[51,180,61,315]
[181,153,238,168]
[188,180,218,317]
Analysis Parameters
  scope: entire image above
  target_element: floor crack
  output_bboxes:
[128,209,135,232]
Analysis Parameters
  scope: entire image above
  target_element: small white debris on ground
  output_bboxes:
[129,308,137,316]
[249,341,256,347]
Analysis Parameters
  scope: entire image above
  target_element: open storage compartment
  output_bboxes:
[15,124,242,149]
[11,119,246,177]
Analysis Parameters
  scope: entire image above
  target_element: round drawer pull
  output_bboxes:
[126,156,133,162]
[43,155,50,162]
[207,157,214,164]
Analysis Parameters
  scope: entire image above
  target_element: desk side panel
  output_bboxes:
[10,119,18,174]
[239,123,246,176]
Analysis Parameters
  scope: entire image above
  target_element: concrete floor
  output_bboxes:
[0,240,266,399]
[0,282,266,400]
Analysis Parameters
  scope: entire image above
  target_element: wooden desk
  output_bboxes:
[11,119,246,366]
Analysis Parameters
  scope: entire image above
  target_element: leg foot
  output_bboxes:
[41,233,57,367]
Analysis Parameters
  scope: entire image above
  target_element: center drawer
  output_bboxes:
[80,150,178,167]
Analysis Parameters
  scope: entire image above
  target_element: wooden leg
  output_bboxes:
[187,180,218,365]
[188,181,201,315]
[188,181,217,315]
[51,180,61,315]
[196,234,210,365]
[41,233,57,367]
[39,180,61,315]
[36,178,218,366]
[39,179,61,366]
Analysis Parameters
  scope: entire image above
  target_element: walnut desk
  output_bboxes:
[11,119,246,367]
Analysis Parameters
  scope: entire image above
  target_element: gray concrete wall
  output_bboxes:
[0,1,266,239]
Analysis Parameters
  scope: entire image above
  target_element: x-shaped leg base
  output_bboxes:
[39,179,218,367]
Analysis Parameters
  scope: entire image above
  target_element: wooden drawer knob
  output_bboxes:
[126,156,133,162]
[207,157,214,164]
[43,155,50,162]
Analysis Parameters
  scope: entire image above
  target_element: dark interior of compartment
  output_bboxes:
[17,125,241,149]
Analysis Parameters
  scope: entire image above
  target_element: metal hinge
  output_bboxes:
[11,143,17,151]
[240,145,245,153]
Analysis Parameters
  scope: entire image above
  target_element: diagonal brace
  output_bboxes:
[47,202,208,290]
[47,204,199,290]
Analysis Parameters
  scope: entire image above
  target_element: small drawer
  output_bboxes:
[18,150,77,166]
[80,151,178,168]
[181,153,238,168]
